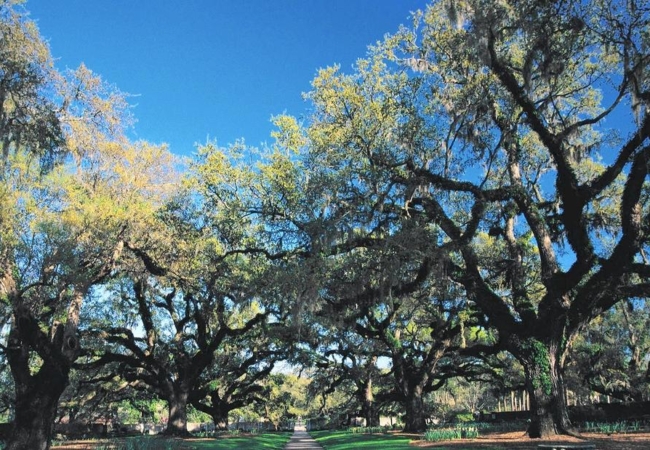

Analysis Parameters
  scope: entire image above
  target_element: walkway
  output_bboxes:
[285,425,323,449]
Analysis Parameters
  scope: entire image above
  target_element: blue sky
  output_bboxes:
[26,1,427,156]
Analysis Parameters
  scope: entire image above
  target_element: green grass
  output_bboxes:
[184,432,291,449]
[309,430,509,450]
[309,430,414,449]
[51,433,292,449]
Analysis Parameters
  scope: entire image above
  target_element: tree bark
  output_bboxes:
[7,375,67,450]
[211,410,230,431]
[361,378,379,427]
[402,385,427,433]
[5,313,75,450]
[6,358,69,450]
[513,337,573,438]
[362,400,380,427]
[164,385,190,436]
[191,394,235,431]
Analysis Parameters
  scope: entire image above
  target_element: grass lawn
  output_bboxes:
[308,430,510,450]
[184,432,292,449]
[309,430,415,449]
[50,432,292,449]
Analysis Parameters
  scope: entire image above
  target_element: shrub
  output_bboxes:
[454,412,475,423]
[93,437,183,450]
[580,420,645,435]
[348,426,389,434]
[422,424,479,442]
[423,428,462,441]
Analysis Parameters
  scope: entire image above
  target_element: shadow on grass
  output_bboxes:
[309,430,414,449]
[52,433,292,450]
[185,432,292,449]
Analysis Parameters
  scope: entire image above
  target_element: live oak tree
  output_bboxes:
[303,250,462,433]
[191,335,282,430]
[1,136,176,449]
[182,139,321,429]
[56,365,151,430]
[399,0,650,437]
[311,276,488,432]
[274,0,650,438]
[0,4,172,448]
[352,293,481,432]
[266,177,495,433]
[301,321,387,428]
[82,265,269,437]
[81,137,301,436]
[186,133,340,425]
[260,119,466,432]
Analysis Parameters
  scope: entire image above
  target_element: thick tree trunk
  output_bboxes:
[402,386,427,433]
[211,409,230,431]
[165,386,190,436]
[6,312,75,450]
[362,378,379,427]
[363,400,380,427]
[192,395,232,431]
[6,363,69,450]
[516,337,573,438]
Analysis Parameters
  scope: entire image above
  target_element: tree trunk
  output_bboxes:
[516,337,573,438]
[6,362,69,450]
[362,378,379,427]
[5,312,75,450]
[165,385,190,436]
[403,386,427,433]
[362,399,380,427]
[211,409,230,431]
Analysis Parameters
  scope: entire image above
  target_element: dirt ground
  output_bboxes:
[411,431,650,449]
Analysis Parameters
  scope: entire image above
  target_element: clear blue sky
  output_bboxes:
[26,1,427,156]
